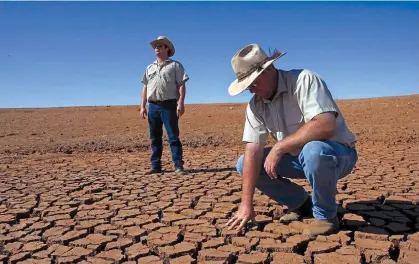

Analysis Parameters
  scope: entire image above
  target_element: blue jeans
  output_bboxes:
[236,140,358,220]
[148,102,184,170]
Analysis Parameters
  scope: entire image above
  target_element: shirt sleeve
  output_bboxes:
[295,70,339,123]
[175,62,189,85]
[242,103,268,145]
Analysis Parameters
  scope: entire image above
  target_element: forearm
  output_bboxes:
[241,143,264,206]
[277,113,336,154]
[141,85,147,107]
[178,83,186,104]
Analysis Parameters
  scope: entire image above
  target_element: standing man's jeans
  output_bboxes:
[148,101,184,171]
[236,140,358,220]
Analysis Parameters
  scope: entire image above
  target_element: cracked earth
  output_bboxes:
[1,95,419,263]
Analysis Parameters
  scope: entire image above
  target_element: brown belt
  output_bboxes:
[148,99,177,105]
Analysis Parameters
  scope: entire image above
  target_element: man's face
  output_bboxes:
[154,43,169,56]
[247,68,275,99]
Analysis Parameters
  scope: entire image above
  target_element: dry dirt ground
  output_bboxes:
[0,94,418,264]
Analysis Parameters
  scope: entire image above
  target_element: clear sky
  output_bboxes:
[1,1,418,108]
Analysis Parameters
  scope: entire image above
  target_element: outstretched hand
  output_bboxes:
[225,203,256,232]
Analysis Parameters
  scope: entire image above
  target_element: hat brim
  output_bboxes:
[150,39,175,57]
[228,53,286,96]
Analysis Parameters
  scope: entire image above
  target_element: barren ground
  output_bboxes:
[0,94,419,263]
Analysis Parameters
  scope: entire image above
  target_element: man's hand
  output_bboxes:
[225,203,256,232]
[264,144,283,179]
[177,103,185,117]
[139,106,147,119]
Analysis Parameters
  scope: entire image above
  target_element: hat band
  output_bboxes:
[236,50,282,82]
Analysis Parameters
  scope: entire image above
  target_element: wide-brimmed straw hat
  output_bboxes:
[228,44,286,96]
[150,36,175,57]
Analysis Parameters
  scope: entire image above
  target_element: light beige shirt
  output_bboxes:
[243,69,356,155]
[141,59,189,101]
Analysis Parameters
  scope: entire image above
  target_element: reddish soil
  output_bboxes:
[0,94,419,263]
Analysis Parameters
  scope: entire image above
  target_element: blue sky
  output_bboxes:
[1,1,418,108]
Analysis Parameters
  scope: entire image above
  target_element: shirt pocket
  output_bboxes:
[148,69,158,82]
[283,97,304,132]
[163,63,177,83]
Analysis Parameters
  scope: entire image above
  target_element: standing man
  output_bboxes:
[140,36,189,175]
[225,44,358,238]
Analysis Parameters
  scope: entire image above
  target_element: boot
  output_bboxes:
[279,196,313,224]
[144,168,162,175]
[175,167,187,175]
[303,216,340,238]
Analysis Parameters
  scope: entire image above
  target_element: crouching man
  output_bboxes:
[225,44,358,238]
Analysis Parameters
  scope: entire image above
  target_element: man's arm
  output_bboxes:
[174,61,189,118]
[141,85,147,107]
[241,142,264,206]
[279,70,339,153]
[140,85,147,119]
[177,81,186,117]
[278,112,336,153]
[263,70,340,178]
[226,102,268,231]
[178,82,186,105]
[264,112,336,178]
[226,142,263,231]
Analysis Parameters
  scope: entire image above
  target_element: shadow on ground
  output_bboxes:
[161,167,237,174]
[338,198,418,236]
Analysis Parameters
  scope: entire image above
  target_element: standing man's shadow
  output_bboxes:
[168,167,237,174]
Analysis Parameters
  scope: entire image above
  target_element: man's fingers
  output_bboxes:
[225,216,237,227]
[226,215,239,228]
[270,171,276,179]
[266,166,275,179]
[228,217,242,230]
[267,169,273,179]
[140,110,147,119]
[264,162,274,179]
[269,167,278,179]
[231,217,243,230]
[251,217,257,226]
[237,217,248,231]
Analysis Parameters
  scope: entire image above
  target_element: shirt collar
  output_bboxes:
[261,69,288,104]
[153,58,172,65]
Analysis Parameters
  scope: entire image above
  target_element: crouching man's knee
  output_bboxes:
[236,154,245,176]
[299,141,338,173]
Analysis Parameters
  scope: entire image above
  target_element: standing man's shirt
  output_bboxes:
[243,69,356,156]
[142,59,189,102]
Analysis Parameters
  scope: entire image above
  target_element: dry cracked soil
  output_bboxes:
[0,94,419,263]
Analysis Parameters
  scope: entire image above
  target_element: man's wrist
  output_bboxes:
[241,195,254,206]
[241,200,253,209]
[273,141,285,156]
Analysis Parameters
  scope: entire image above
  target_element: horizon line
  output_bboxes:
[1,93,418,110]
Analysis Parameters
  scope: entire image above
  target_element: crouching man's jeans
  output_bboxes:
[236,140,358,220]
